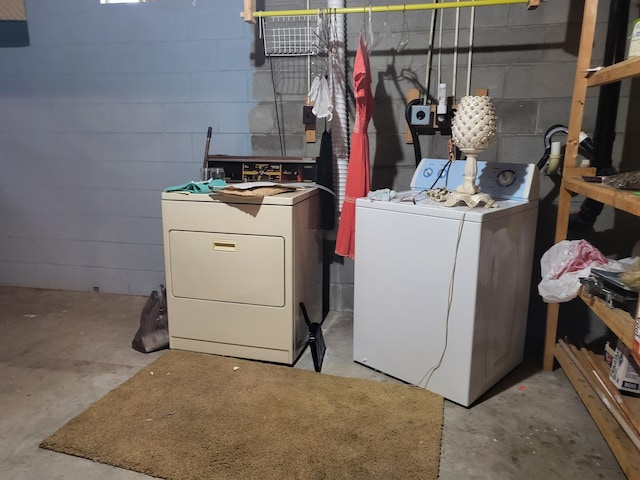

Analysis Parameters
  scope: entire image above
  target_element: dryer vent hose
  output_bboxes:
[536,124,596,172]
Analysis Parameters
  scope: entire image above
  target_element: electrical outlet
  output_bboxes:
[410,105,431,126]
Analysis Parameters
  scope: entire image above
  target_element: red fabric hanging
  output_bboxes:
[335,33,374,259]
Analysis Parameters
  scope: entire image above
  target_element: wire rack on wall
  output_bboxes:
[260,14,326,57]
[265,56,328,95]
[244,0,539,23]
[253,1,540,56]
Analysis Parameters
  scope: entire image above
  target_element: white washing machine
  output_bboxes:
[161,188,322,365]
[353,159,539,406]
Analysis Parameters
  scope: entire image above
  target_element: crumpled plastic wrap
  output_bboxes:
[621,258,640,288]
[603,170,640,190]
[538,239,622,303]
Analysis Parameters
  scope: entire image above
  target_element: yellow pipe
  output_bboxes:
[246,0,529,19]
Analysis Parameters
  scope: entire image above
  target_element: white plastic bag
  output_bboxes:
[538,239,610,303]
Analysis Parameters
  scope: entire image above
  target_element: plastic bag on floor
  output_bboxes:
[132,285,169,353]
[538,239,610,303]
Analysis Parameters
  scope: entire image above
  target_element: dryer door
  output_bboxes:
[168,230,285,307]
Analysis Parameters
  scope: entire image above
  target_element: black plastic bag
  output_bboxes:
[132,285,169,353]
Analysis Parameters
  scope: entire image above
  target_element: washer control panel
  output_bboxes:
[410,158,539,201]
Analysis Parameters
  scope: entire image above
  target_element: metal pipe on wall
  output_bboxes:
[592,0,629,169]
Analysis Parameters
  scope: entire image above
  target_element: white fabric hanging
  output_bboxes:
[308,75,333,121]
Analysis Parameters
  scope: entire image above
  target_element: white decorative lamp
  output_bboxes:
[448,91,497,207]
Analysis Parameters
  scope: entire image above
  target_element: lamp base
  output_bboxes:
[454,152,483,195]
[456,176,481,195]
[427,188,496,208]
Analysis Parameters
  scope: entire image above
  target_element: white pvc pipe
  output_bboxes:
[452,1,460,99]
[466,6,475,96]
[328,0,348,215]
[306,0,311,93]
[437,2,443,86]
[424,0,438,102]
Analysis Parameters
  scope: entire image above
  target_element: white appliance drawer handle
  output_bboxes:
[212,240,237,252]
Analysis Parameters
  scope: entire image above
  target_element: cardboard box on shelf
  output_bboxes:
[610,340,640,394]
[633,292,640,366]
[605,341,616,368]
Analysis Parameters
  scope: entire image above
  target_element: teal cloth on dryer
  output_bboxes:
[164,179,227,193]
[208,179,228,190]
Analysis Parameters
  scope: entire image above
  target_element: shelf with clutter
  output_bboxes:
[541,0,640,477]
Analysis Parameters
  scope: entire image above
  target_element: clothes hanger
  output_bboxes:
[369,6,392,52]
[359,3,374,48]
[396,5,410,52]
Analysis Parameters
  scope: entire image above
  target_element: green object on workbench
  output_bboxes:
[164,179,227,193]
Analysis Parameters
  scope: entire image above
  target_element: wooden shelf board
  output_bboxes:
[555,343,640,478]
[587,57,640,87]
[588,345,640,423]
[562,176,640,217]
[578,289,636,350]
[548,1,640,475]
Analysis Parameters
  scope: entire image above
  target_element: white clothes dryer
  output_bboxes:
[353,159,539,406]
[162,187,322,365]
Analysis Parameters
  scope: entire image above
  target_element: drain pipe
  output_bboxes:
[328,0,349,214]
[570,0,629,232]
[592,0,629,169]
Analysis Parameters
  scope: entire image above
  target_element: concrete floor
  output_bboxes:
[0,286,627,479]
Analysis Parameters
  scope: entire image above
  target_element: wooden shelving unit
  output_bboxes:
[562,176,640,216]
[554,342,640,478]
[542,0,640,477]
[587,56,640,87]
[578,289,636,347]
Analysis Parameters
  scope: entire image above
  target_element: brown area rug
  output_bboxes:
[40,350,443,479]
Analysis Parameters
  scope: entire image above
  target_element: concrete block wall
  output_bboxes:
[248,0,639,311]
[0,0,638,311]
[0,0,255,296]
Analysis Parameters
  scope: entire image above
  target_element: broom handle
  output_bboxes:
[579,346,640,437]
[559,340,640,450]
